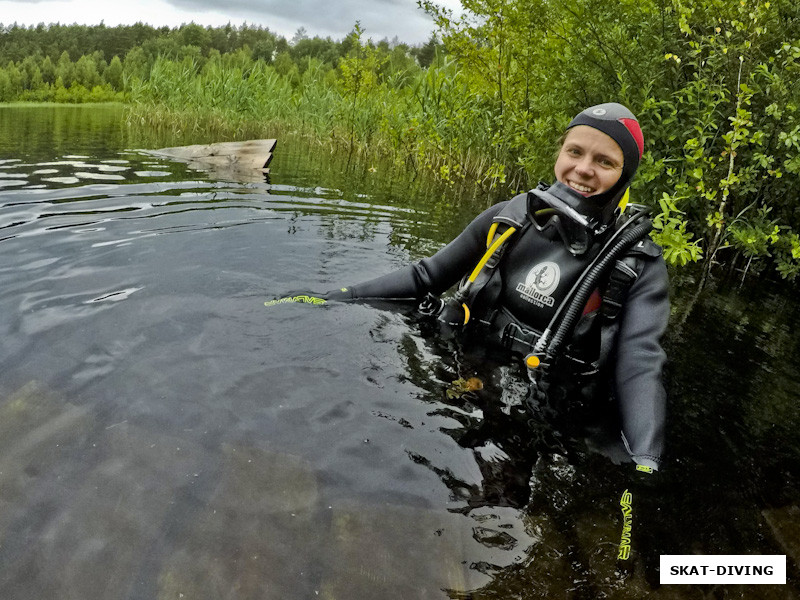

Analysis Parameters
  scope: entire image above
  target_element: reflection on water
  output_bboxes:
[0,104,798,598]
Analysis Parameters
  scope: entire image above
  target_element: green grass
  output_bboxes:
[0,101,126,108]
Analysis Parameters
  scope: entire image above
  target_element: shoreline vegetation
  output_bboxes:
[2,1,799,295]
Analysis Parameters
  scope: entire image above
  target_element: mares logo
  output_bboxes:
[618,489,633,560]
[516,262,560,308]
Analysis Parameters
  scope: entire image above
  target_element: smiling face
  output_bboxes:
[554,126,624,198]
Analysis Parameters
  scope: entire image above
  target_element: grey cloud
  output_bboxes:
[166,0,435,42]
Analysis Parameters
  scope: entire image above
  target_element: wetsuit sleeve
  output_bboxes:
[340,204,504,301]
[614,255,669,470]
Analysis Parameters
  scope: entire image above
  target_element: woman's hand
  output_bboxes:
[263,287,353,307]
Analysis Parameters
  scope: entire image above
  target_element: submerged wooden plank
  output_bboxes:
[148,138,277,183]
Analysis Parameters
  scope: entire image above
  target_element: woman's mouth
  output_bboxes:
[567,180,595,196]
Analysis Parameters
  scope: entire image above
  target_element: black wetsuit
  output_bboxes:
[334,195,669,470]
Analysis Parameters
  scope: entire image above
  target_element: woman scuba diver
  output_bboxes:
[276,102,669,477]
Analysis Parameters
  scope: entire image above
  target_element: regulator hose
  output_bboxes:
[544,215,653,362]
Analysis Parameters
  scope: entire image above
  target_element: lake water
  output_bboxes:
[0,104,797,598]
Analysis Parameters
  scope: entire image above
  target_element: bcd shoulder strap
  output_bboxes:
[595,234,660,367]
[600,215,661,320]
[451,193,529,325]
[600,256,640,320]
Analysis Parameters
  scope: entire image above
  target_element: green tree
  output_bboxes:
[252,38,276,64]
[40,55,56,85]
[642,0,800,283]
[179,23,211,49]
[19,55,40,89]
[104,55,123,89]
[413,33,441,68]
[123,46,151,84]
[3,61,23,98]
[290,27,309,46]
[55,50,74,87]
[75,54,101,88]
[273,51,295,77]
[337,22,387,151]
[0,68,14,101]
[29,64,44,92]
[290,36,340,66]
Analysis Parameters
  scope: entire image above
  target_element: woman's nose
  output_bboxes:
[574,156,594,176]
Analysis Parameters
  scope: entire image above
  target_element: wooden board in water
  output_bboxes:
[150,139,277,183]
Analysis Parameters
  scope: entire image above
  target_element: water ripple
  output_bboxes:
[85,287,143,303]
[0,157,436,246]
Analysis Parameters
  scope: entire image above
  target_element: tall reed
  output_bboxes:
[125,53,530,201]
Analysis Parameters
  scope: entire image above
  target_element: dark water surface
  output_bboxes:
[0,104,798,599]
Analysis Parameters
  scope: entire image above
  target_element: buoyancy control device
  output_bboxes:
[419,184,654,396]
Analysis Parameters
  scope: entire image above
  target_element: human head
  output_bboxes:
[560,102,644,216]
[555,126,624,199]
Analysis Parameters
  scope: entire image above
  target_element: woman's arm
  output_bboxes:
[333,203,504,301]
[613,253,670,470]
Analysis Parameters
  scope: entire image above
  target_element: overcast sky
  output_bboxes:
[0,0,460,45]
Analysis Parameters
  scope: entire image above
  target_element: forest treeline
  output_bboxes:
[2,1,800,289]
[0,21,440,103]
